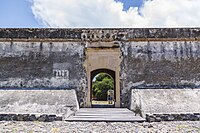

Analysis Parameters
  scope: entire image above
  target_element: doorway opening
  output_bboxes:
[84,47,121,107]
[91,69,115,108]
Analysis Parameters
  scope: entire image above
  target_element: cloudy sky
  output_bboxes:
[0,0,199,28]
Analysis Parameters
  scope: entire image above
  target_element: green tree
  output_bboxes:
[92,73,114,101]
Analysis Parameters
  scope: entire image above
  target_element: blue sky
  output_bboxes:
[116,0,143,10]
[0,0,41,27]
[0,0,143,28]
[0,0,199,28]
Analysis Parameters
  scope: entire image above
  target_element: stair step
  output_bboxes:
[66,108,145,122]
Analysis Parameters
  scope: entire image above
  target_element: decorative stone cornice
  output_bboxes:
[0,28,200,42]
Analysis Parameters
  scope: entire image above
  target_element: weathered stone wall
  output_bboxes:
[0,90,79,119]
[146,113,200,122]
[121,41,200,87]
[120,41,200,106]
[1,28,200,109]
[130,89,200,118]
[1,28,200,42]
[0,41,85,89]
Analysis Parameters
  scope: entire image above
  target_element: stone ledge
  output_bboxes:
[0,114,62,122]
[146,113,200,122]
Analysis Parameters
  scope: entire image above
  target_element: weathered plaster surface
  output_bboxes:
[120,41,200,107]
[130,89,200,117]
[121,41,200,89]
[0,90,78,118]
[0,42,85,89]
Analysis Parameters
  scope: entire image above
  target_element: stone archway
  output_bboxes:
[91,69,116,106]
[84,45,121,107]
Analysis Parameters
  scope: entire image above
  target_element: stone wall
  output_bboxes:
[0,41,85,89]
[0,41,86,107]
[1,28,200,109]
[1,28,200,41]
[146,113,200,122]
[130,89,200,117]
[121,41,200,87]
[0,90,79,119]
[120,41,200,107]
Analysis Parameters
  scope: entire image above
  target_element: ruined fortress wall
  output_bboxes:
[1,39,200,90]
[121,41,200,89]
[120,41,200,106]
[0,41,85,89]
[1,28,200,108]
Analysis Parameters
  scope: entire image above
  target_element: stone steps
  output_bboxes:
[66,108,145,122]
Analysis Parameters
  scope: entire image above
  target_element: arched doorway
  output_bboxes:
[91,69,115,107]
[84,47,121,107]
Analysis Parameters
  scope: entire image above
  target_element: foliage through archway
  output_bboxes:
[92,73,114,101]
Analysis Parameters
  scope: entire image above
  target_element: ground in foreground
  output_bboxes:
[0,121,200,133]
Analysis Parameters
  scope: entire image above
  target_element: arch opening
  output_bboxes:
[91,69,116,107]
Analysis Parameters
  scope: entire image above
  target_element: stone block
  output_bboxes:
[37,114,48,122]
[29,115,37,121]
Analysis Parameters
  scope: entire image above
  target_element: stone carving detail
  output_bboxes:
[53,70,69,78]
[53,63,70,79]
[81,29,127,42]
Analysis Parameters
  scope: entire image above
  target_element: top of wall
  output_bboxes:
[1,28,200,42]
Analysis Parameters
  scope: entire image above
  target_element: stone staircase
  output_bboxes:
[66,108,145,122]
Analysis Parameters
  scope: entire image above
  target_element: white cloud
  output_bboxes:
[31,0,200,28]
